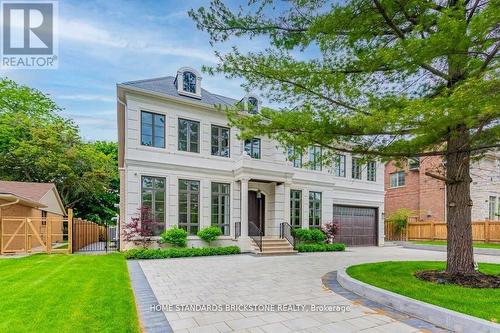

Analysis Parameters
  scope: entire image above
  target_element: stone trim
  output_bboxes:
[128,261,173,333]
[335,268,500,333]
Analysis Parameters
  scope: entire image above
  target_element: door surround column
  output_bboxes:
[240,178,249,237]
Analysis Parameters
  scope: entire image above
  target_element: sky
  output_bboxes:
[1,0,270,141]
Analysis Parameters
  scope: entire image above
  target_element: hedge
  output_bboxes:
[295,243,345,252]
[124,246,241,259]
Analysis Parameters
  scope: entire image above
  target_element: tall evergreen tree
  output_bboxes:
[191,0,500,274]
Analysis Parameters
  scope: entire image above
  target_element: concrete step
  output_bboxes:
[250,238,297,256]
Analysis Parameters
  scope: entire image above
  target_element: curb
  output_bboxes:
[337,267,500,333]
[403,243,500,256]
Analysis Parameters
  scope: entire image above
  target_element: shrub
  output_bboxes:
[293,228,312,243]
[310,228,326,243]
[387,208,414,232]
[197,226,222,245]
[160,227,188,247]
[295,243,345,252]
[293,228,325,244]
[321,222,339,244]
[124,246,241,259]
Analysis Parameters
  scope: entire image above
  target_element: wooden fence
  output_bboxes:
[1,209,73,254]
[385,219,500,243]
[72,218,106,252]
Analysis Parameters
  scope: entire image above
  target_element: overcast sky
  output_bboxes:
[2,0,269,141]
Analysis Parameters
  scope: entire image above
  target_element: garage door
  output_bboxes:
[333,205,377,246]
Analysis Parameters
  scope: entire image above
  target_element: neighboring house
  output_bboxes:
[0,181,66,252]
[385,152,500,222]
[117,67,385,251]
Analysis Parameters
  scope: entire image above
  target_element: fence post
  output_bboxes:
[484,220,489,243]
[67,208,73,254]
[405,219,409,241]
[47,217,52,254]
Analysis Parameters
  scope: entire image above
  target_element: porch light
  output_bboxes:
[256,191,262,199]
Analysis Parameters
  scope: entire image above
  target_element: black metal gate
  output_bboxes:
[72,218,119,253]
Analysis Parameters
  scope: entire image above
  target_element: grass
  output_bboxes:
[346,261,500,322]
[0,254,140,333]
[413,240,500,249]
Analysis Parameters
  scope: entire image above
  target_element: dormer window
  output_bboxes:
[176,67,202,98]
[183,71,196,93]
[248,97,258,114]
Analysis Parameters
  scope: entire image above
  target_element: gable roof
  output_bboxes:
[0,181,55,202]
[120,76,239,107]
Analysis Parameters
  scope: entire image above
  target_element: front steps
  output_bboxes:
[250,237,297,256]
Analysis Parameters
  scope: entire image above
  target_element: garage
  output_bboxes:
[333,205,378,246]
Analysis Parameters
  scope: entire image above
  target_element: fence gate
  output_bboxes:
[72,218,119,253]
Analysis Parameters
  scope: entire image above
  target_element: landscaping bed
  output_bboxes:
[0,254,139,333]
[295,243,345,252]
[346,261,500,321]
[124,245,240,259]
[413,240,500,249]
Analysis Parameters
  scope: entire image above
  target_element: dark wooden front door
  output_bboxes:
[248,191,265,236]
[333,205,378,246]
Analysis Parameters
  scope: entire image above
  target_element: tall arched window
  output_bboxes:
[248,97,258,114]
[183,71,197,93]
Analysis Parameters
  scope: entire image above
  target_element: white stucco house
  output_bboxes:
[117,67,385,253]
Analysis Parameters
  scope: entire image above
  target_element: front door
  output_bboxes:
[248,191,265,236]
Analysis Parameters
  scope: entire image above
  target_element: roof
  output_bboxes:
[120,76,239,107]
[0,181,56,203]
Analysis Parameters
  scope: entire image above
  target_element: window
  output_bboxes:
[141,111,165,148]
[309,146,322,171]
[244,138,261,159]
[409,157,420,170]
[489,196,498,220]
[183,71,196,93]
[287,146,302,168]
[367,161,377,181]
[352,158,362,179]
[178,118,199,153]
[211,183,230,235]
[178,179,200,235]
[211,125,230,157]
[290,190,302,228]
[333,154,346,177]
[248,97,258,114]
[309,191,322,228]
[141,176,166,235]
[390,171,406,187]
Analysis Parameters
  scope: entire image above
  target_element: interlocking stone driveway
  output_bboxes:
[138,246,500,333]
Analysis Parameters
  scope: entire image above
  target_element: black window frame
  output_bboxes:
[141,111,165,148]
[334,154,346,177]
[367,160,377,181]
[309,146,322,171]
[211,125,230,157]
[244,138,261,159]
[211,182,230,235]
[178,118,200,153]
[352,157,362,180]
[290,190,302,228]
[141,175,166,235]
[178,179,200,235]
[183,71,197,93]
[309,191,322,228]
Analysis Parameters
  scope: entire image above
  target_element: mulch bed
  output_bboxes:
[415,270,500,288]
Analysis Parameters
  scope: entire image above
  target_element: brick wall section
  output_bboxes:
[385,157,445,221]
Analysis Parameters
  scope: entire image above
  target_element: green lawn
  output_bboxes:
[413,240,500,249]
[0,254,140,333]
[347,261,500,322]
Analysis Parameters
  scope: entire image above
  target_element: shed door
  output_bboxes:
[333,205,377,246]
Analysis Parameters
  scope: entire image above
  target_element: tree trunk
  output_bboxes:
[446,126,475,274]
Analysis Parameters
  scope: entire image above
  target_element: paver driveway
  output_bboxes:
[138,246,500,333]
